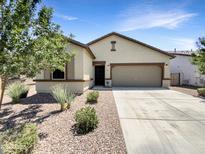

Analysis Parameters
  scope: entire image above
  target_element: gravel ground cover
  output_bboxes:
[0,83,126,154]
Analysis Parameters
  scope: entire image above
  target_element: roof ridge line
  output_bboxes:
[87,32,174,58]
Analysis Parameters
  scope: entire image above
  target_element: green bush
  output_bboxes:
[51,84,75,111]
[74,106,99,134]
[7,82,29,103]
[0,123,38,154]
[87,91,99,103]
[197,88,205,96]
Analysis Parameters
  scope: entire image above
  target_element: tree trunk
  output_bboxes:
[0,76,7,110]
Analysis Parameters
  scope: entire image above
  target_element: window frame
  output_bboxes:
[52,67,66,80]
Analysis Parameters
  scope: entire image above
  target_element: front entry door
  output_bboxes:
[95,66,105,86]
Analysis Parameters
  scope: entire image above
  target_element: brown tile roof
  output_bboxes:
[168,50,195,57]
[171,53,192,56]
[87,32,175,58]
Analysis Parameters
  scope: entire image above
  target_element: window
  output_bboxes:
[52,69,65,80]
[111,41,116,51]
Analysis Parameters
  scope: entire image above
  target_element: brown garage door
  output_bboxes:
[112,65,162,87]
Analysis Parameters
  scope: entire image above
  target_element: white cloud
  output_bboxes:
[55,13,78,21]
[118,5,197,31]
[171,38,197,50]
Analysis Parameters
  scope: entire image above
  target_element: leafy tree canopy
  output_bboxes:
[0,0,73,108]
[192,37,205,74]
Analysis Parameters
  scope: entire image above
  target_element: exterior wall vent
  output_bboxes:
[111,41,116,51]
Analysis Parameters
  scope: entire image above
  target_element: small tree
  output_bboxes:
[0,0,73,109]
[192,37,205,74]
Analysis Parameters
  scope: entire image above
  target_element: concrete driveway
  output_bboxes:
[113,88,205,154]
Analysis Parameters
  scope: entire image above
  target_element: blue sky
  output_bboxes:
[42,0,205,51]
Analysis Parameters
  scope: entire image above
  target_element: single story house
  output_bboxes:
[170,51,205,87]
[35,32,174,93]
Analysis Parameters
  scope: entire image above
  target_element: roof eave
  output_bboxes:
[67,38,96,59]
[87,32,175,58]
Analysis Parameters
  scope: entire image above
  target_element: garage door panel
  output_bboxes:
[112,65,162,87]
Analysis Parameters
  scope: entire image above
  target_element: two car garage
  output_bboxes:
[111,64,163,87]
[88,32,173,88]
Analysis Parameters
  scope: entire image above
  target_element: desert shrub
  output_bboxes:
[51,84,75,111]
[197,88,205,96]
[7,82,29,103]
[0,123,38,154]
[74,106,99,134]
[87,91,99,103]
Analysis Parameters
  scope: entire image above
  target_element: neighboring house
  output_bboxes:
[170,52,205,87]
[35,32,174,93]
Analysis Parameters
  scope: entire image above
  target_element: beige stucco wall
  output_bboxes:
[89,35,171,87]
[44,70,51,80]
[35,70,44,79]
[70,44,84,79]
[83,49,93,80]
[83,80,94,91]
[36,81,89,93]
[162,80,170,88]
[35,42,94,93]
[35,43,85,80]
[67,57,75,79]
[83,48,94,88]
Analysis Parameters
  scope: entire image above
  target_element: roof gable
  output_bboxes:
[68,39,96,59]
[87,32,174,58]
